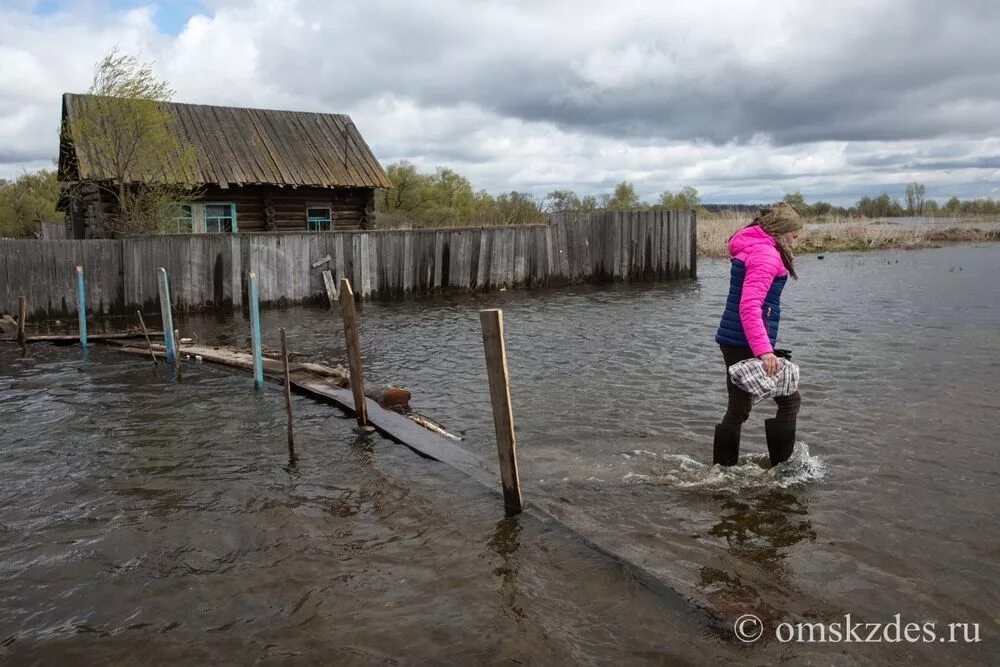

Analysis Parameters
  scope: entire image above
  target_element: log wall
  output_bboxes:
[0,210,696,319]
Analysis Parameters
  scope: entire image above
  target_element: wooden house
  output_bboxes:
[57,93,391,238]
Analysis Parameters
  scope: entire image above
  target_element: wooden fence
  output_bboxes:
[0,210,696,319]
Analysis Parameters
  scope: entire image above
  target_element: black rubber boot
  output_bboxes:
[765,419,796,467]
[713,424,741,466]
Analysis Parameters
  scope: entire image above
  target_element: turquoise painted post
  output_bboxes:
[76,266,87,348]
[249,271,264,389]
[158,268,176,364]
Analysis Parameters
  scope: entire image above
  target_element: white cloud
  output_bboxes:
[1,0,998,205]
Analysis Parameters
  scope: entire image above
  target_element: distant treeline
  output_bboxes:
[781,184,1000,219]
[378,166,1000,228]
[3,167,999,238]
[376,161,702,228]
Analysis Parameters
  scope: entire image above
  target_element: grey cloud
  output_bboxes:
[246,0,1000,148]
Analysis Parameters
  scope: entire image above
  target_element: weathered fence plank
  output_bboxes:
[0,210,695,318]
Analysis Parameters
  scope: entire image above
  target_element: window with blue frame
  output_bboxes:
[307,207,332,231]
[205,203,236,233]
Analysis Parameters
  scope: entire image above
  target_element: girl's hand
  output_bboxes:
[759,352,781,376]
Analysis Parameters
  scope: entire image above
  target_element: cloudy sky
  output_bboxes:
[2,0,998,205]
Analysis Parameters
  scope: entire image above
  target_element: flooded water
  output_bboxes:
[3,243,999,663]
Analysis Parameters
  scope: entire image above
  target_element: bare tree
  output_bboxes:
[62,49,199,234]
[905,182,927,215]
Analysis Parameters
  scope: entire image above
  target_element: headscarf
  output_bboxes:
[750,202,802,279]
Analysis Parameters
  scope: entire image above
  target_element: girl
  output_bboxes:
[714,202,803,467]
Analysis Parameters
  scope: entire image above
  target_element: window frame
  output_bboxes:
[204,202,238,233]
[306,205,332,232]
[162,203,194,234]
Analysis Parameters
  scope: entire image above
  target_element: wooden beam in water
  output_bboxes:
[137,311,158,366]
[280,327,295,461]
[18,332,163,343]
[173,328,182,382]
[158,268,176,364]
[339,278,368,426]
[17,296,26,345]
[248,271,264,388]
[76,266,87,348]
[322,269,338,308]
[479,308,523,516]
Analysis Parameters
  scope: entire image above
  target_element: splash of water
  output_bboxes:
[622,442,826,492]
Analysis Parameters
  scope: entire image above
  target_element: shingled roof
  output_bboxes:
[59,93,392,190]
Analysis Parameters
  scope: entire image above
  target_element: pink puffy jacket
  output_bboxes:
[728,225,788,356]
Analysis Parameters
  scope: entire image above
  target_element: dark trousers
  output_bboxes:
[720,345,801,427]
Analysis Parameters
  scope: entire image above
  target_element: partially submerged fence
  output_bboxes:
[0,209,696,319]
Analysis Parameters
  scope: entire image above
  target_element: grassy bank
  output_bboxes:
[697,211,1000,257]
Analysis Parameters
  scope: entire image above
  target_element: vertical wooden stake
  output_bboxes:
[689,210,698,280]
[339,278,368,426]
[17,295,27,345]
[248,271,264,389]
[280,327,295,460]
[158,268,176,364]
[479,309,523,515]
[173,329,182,382]
[76,266,88,348]
[137,311,158,366]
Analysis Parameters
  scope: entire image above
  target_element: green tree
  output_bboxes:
[782,191,811,216]
[857,195,874,217]
[476,191,543,225]
[542,189,582,213]
[0,169,61,237]
[62,48,199,234]
[945,196,961,214]
[378,160,431,212]
[579,194,599,213]
[811,201,833,217]
[605,181,642,210]
[659,185,700,209]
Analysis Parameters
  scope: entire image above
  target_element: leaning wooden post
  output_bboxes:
[280,327,295,459]
[248,271,264,389]
[136,311,158,366]
[17,296,27,345]
[322,270,339,309]
[173,329,182,382]
[479,309,523,515]
[339,278,368,426]
[157,268,176,364]
[76,266,87,348]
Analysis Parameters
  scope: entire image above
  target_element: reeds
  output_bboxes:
[697,210,1000,257]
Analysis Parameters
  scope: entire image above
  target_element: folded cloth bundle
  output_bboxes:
[728,357,800,403]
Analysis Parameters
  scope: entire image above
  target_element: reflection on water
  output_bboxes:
[709,492,816,573]
[488,517,525,623]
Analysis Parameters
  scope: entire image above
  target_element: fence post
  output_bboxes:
[158,268,176,364]
[76,266,87,348]
[689,210,698,280]
[248,272,264,389]
[17,295,27,345]
[173,328,182,382]
[281,327,295,460]
[339,278,368,426]
[479,308,523,515]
